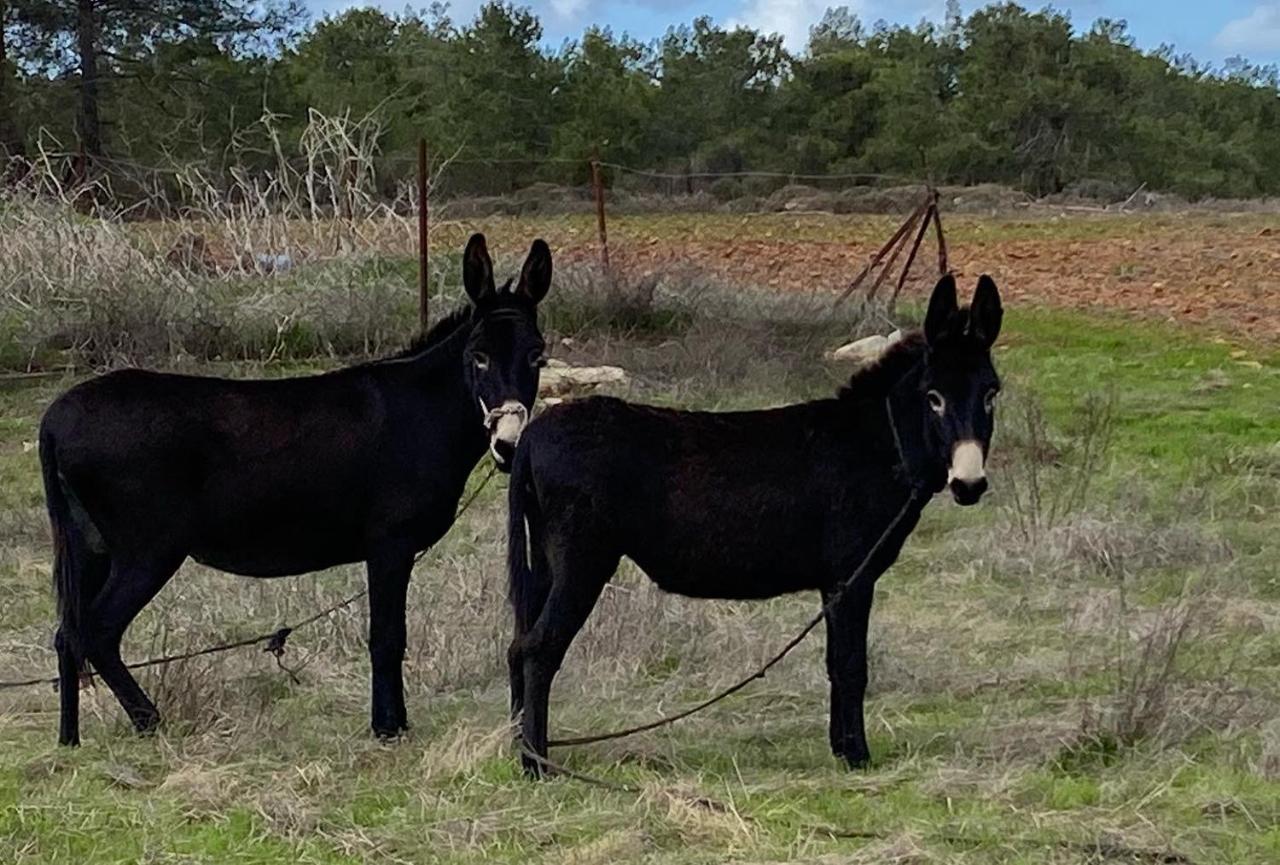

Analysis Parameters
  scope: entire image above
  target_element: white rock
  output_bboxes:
[539,362,629,397]
[827,334,890,364]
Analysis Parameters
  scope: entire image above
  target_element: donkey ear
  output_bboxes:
[969,275,1003,348]
[515,239,552,304]
[463,233,496,304]
[924,274,958,346]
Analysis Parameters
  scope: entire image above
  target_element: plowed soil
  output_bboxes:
[544,212,1280,341]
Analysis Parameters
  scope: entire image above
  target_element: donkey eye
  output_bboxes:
[926,390,946,415]
[984,389,999,413]
[473,352,490,370]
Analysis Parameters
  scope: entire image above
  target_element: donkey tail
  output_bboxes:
[40,424,83,656]
[507,443,550,637]
[40,418,93,745]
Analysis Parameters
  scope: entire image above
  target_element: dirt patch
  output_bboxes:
[557,218,1280,342]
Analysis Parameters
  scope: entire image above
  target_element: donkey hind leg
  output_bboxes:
[82,554,184,735]
[55,550,110,747]
[508,520,552,728]
[366,545,415,738]
[821,588,846,759]
[519,549,616,778]
[824,582,877,769]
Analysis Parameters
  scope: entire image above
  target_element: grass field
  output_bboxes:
[1,209,1278,863]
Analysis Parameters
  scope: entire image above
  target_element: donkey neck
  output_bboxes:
[372,317,484,434]
[883,362,948,496]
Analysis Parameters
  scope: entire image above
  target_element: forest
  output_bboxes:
[2,0,1279,199]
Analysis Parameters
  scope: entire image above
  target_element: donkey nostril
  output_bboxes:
[949,476,988,505]
[491,438,516,468]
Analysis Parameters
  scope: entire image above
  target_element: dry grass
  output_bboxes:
[1,112,454,369]
[2,366,1273,861]
[0,191,1277,862]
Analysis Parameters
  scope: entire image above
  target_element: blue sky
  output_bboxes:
[307,1,1280,67]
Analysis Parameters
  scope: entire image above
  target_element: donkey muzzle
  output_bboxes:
[482,400,529,467]
[947,440,988,506]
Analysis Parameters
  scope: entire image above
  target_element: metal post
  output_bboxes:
[887,201,936,312]
[931,188,948,275]
[590,152,610,275]
[865,205,924,305]
[417,138,430,335]
[833,198,929,306]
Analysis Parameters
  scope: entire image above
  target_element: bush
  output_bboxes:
[708,177,743,202]
[1060,178,1130,203]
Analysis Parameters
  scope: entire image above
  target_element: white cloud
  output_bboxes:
[1214,4,1280,53]
[550,0,592,20]
[732,0,842,50]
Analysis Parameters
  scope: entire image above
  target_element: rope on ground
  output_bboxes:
[0,463,498,691]
[0,591,365,691]
[520,749,640,794]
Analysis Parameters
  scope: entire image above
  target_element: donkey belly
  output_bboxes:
[626,532,824,601]
[190,521,365,577]
[189,488,369,577]
[190,538,364,578]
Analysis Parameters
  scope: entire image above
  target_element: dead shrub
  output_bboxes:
[541,261,880,406]
[1059,573,1267,763]
[980,513,1233,584]
[0,110,427,370]
[1255,720,1280,780]
[544,262,686,339]
[994,388,1115,545]
[1097,583,1204,745]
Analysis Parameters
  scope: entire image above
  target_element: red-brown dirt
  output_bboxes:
[544,213,1280,341]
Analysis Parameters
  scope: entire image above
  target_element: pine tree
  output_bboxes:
[8,0,301,162]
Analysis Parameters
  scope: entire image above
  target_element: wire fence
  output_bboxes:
[0,116,963,335]
[2,144,939,218]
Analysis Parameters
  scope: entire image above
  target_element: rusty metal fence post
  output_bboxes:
[590,152,610,276]
[417,138,430,335]
[834,185,950,312]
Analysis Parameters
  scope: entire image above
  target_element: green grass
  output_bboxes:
[1,304,1277,863]
[1001,307,1280,467]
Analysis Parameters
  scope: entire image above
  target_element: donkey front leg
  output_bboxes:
[366,546,415,738]
[823,581,877,769]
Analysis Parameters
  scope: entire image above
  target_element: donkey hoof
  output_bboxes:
[132,712,161,736]
[834,745,871,770]
[372,724,405,741]
[520,753,547,779]
[838,751,871,770]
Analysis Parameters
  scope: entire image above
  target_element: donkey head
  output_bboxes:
[919,274,1003,506]
[460,233,552,468]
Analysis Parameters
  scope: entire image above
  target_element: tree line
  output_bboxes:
[2,1,1279,199]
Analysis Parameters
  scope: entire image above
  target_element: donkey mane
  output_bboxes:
[383,304,474,362]
[379,277,525,366]
[837,330,926,402]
